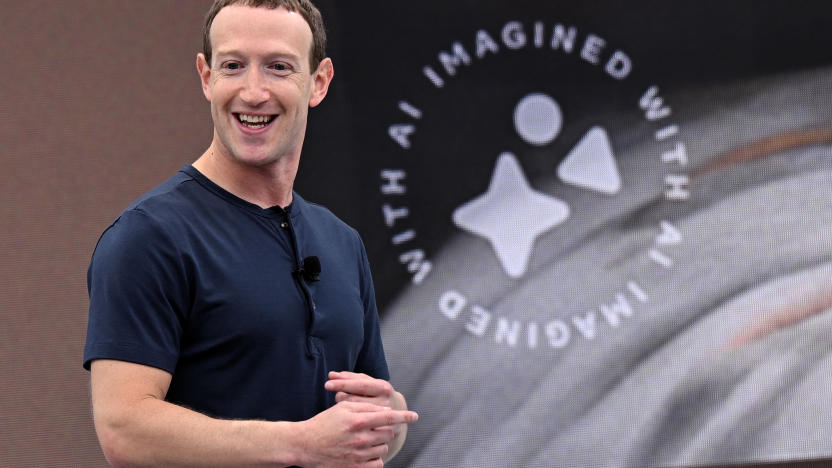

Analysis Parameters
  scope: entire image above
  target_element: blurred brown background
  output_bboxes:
[1,1,212,465]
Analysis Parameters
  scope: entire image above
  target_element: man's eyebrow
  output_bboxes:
[214,49,303,62]
[213,49,243,58]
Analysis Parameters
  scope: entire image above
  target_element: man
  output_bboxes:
[83,1,417,467]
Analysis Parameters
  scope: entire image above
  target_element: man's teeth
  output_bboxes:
[237,114,274,128]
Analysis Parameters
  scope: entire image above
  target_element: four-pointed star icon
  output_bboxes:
[452,152,570,278]
[452,117,621,278]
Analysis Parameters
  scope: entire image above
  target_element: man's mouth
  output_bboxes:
[235,113,276,129]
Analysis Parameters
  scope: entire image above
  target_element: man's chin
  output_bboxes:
[228,148,286,168]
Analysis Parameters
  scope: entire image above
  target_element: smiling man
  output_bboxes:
[83,1,417,467]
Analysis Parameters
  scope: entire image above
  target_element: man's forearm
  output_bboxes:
[95,396,302,468]
[92,361,418,467]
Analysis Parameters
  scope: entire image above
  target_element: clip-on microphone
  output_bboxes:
[295,256,321,282]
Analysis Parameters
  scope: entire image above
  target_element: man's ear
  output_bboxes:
[309,57,334,108]
[196,53,212,101]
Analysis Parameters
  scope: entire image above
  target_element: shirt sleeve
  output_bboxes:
[353,237,391,381]
[83,208,189,373]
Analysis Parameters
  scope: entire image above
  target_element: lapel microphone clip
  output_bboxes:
[295,256,321,282]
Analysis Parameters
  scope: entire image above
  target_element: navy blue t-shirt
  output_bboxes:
[84,165,389,422]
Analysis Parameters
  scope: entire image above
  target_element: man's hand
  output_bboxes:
[324,372,414,463]
[326,372,403,437]
[325,371,398,408]
[297,400,418,468]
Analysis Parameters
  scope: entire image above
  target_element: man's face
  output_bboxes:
[197,5,332,167]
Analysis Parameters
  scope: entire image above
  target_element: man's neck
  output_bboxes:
[192,144,299,209]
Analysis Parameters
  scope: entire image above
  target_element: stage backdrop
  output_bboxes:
[2,1,832,467]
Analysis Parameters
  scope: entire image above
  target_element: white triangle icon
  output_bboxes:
[557,126,621,195]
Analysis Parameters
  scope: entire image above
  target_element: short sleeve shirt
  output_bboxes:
[84,165,389,422]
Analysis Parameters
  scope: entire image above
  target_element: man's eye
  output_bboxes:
[271,63,290,72]
[222,62,241,71]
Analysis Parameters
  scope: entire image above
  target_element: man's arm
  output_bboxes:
[325,372,412,463]
[91,360,418,468]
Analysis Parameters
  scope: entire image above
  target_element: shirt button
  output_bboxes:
[280,221,288,229]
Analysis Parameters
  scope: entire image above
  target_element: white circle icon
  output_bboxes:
[513,93,563,146]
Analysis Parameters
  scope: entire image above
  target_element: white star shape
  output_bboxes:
[452,152,569,278]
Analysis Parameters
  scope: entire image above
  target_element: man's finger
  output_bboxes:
[356,458,384,468]
[336,392,376,403]
[360,426,395,446]
[340,401,388,413]
[329,370,369,380]
[353,442,389,461]
[336,391,387,405]
[356,409,419,430]
[336,391,366,403]
[326,377,392,396]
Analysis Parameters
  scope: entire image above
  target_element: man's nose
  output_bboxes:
[240,69,269,105]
